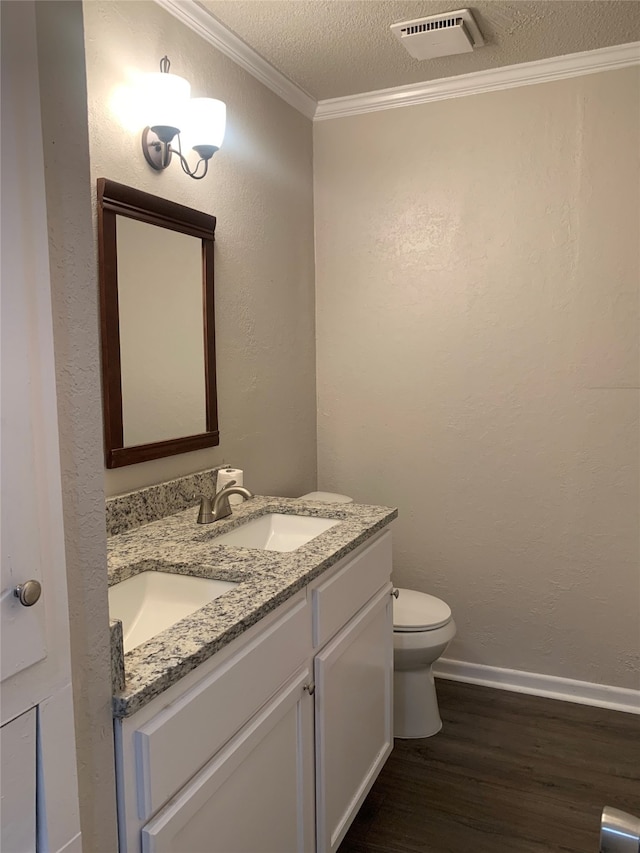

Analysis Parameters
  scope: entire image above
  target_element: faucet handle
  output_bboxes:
[195,495,214,524]
[219,479,236,490]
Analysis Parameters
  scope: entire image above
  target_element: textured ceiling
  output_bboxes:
[197,0,640,100]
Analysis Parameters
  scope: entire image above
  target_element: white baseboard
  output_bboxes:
[433,658,640,715]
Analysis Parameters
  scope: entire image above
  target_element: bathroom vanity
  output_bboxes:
[108,486,397,853]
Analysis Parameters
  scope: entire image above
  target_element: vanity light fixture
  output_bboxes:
[141,56,226,181]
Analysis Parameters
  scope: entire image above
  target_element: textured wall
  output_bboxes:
[35,3,118,850]
[83,0,317,498]
[314,68,640,688]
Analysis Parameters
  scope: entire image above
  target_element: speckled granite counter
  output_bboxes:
[109,495,397,717]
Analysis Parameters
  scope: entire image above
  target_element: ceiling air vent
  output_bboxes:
[390,9,484,60]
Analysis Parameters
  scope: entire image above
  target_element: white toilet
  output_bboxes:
[299,491,456,739]
[392,588,456,738]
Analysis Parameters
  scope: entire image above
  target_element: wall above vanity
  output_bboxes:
[84,0,316,500]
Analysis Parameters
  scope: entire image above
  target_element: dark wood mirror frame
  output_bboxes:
[97,178,219,468]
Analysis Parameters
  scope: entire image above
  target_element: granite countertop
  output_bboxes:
[109,496,397,717]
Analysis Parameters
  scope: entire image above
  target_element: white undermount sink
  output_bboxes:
[212,513,340,552]
[109,571,238,653]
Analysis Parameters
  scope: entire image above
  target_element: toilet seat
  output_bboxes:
[393,588,452,632]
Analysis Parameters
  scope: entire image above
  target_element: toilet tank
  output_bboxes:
[299,491,353,503]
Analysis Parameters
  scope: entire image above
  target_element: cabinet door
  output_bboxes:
[1,709,36,853]
[314,585,393,853]
[141,668,314,853]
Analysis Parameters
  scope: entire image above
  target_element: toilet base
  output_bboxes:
[393,666,442,738]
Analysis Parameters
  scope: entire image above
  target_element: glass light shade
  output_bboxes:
[143,72,190,134]
[181,98,226,151]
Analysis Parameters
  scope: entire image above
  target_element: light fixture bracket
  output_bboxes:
[142,127,173,171]
[142,127,215,180]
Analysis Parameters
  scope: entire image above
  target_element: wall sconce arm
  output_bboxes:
[172,135,216,181]
[142,128,217,180]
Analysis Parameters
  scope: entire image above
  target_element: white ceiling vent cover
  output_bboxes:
[391,9,485,60]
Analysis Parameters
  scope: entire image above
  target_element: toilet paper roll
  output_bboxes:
[217,467,244,505]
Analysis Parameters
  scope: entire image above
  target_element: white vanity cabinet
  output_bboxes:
[114,529,393,853]
[141,666,314,853]
[312,531,394,853]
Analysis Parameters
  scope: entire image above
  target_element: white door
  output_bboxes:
[141,668,315,853]
[314,585,394,853]
[0,0,49,687]
[0,3,81,850]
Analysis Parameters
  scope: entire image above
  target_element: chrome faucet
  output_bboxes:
[196,480,253,523]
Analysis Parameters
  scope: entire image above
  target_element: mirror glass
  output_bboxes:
[98,178,219,468]
[117,218,205,445]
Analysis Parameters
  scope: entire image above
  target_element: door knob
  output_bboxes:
[391,588,400,599]
[14,579,42,607]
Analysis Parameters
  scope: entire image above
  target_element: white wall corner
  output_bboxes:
[434,658,640,715]
[153,0,317,119]
[315,41,640,120]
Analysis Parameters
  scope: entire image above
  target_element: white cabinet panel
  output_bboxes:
[312,531,390,648]
[135,595,310,819]
[314,585,394,853]
[1,709,36,853]
[141,668,314,853]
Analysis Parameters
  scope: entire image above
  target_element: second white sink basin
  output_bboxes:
[109,571,238,653]
[213,513,340,552]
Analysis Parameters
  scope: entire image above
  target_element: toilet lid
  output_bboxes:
[393,588,452,631]
[299,491,353,503]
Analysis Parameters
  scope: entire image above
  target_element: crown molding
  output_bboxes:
[315,41,640,121]
[148,6,638,124]
[153,0,317,119]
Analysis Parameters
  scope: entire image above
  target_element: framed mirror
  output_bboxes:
[97,178,219,468]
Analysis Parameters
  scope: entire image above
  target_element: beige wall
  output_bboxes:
[83,0,317,498]
[314,69,640,688]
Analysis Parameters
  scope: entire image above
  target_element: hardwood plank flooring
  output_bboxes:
[338,680,640,853]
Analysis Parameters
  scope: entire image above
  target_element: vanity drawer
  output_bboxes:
[312,530,391,648]
[134,593,311,820]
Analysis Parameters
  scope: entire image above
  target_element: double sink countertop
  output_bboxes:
[109,496,397,717]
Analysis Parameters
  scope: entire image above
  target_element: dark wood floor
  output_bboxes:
[338,679,640,853]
